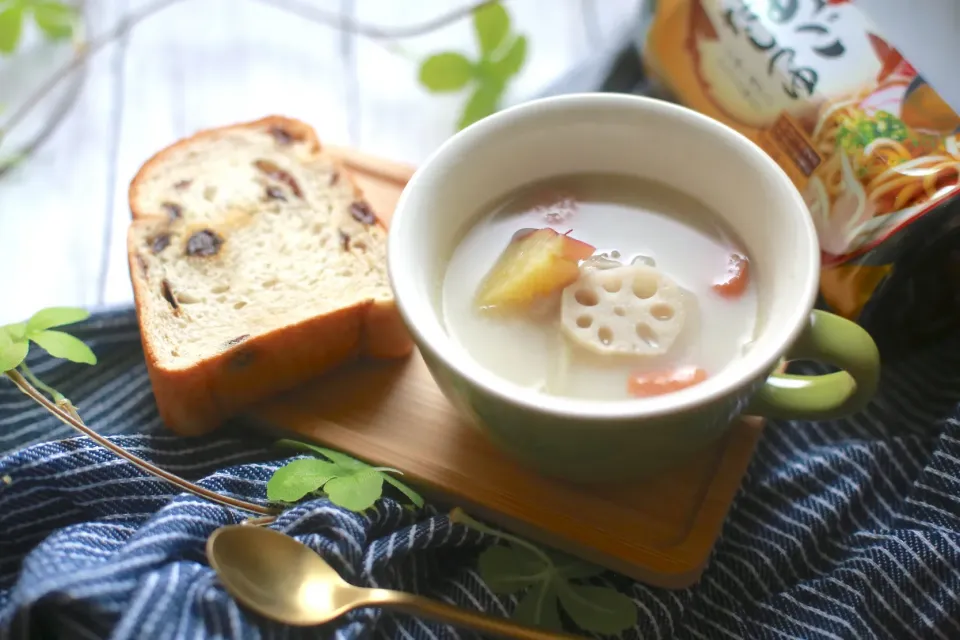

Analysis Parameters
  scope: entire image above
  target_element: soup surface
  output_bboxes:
[441,173,757,401]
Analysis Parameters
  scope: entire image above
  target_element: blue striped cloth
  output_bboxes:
[1,308,958,639]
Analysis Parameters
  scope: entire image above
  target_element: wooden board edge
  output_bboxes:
[246,414,707,588]
[639,417,765,586]
[328,145,416,187]
[243,407,763,590]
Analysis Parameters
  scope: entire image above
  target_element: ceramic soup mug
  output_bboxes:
[388,94,880,484]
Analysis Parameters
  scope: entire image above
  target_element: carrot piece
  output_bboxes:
[627,367,708,399]
[712,253,750,298]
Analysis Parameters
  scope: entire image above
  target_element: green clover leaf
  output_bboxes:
[322,468,383,511]
[270,440,424,511]
[416,2,528,132]
[478,544,545,594]
[548,550,606,580]
[0,327,28,372]
[0,307,96,368]
[458,81,503,130]
[513,580,563,631]
[472,2,510,57]
[31,1,75,40]
[278,441,365,468]
[0,1,75,55]
[266,458,341,502]
[28,330,96,365]
[459,510,637,635]
[556,582,638,634]
[491,35,527,78]
[419,52,473,93]
[26,306,90,333]
[381,473,425,508]
[4,322,27,342]
[0,7,24,54]
[0,305,97,422]
[267,456,384,512]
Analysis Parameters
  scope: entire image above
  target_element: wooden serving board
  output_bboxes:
[250,147,765,589]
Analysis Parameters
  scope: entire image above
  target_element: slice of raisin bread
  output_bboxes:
[126,116,413,436]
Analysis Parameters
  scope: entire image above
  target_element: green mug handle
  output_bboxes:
[747,309,881,421]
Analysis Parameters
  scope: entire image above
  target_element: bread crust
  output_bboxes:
[127,116,413,436]
[129,116,321,221]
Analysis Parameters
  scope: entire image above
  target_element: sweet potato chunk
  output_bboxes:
[475,228,595,310]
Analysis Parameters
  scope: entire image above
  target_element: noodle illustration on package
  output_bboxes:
[643,0,960,320]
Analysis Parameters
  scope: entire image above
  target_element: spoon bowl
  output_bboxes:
[207,525,353,625]
[206,524,582,639]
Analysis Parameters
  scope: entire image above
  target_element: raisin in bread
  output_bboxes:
[126,116,413,436]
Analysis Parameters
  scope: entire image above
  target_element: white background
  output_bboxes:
[0,0,643,324]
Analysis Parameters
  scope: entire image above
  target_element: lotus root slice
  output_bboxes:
[560,264,686,356]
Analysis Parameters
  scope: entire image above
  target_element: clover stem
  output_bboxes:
[4,369,280,518]
[19,363,65,404]
[19,362,85,424]
[449,508,555,568]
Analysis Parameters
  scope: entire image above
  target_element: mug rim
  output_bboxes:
[388,93,821,421]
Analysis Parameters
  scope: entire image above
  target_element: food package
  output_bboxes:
[640,0,960,357]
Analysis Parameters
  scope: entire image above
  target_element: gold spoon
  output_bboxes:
[206,525,583,639]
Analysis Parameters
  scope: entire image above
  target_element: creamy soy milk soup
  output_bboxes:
[441,173,758,402]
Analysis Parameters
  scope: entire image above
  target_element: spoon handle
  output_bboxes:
[364,589,584,640]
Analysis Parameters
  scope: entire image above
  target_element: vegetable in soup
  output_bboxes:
[441,173,757,401]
